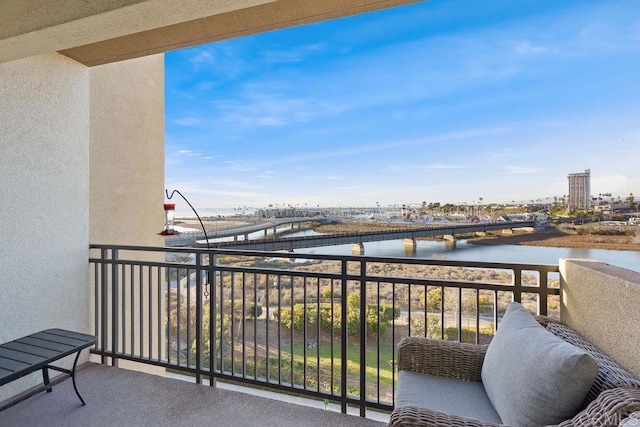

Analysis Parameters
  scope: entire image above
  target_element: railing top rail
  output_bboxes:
[90,244,558,271]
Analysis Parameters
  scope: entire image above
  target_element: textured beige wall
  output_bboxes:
[560,259,640,378]
[0,53,90,401]
[0,51,166,403]
[89,54,166,373]
[89,54,165,247]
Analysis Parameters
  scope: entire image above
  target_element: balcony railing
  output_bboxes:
[89,244,559,416]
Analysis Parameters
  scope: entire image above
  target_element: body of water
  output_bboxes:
[201,224,640,272]
[288,231,640,272]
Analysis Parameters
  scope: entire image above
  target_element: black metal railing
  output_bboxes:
[89,244,559,416]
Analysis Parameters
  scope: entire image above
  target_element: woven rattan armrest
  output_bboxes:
[389,405,502,427]
[397,337,488,382]
[534,314,561,327]
[556,387,640,427]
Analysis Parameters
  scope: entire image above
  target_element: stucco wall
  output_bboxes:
[0,53,90,401]
[89,54,166,373]
[560,259,640,378]
[89,54,165,247]
[0,52,166,403]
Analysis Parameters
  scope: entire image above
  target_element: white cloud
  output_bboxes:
[225,160,257,172]
[504,166,544,175]
[177,150,201,156]
[592,175,633,195]
[211,90,317,128]
[296,173,343,181]
[260,50,303,64]
[195,81,216,91]
[513,41,549,56]
[260,42,327,64]
[182,43,254,78]
[384,163,468,172]
[257,171,278,179]
[190,51,214,65]
[255,117,287,126]
[436,127,511,141]
[173,117,202,126]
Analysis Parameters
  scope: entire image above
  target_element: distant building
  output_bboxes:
[568,169,591,210]
[594,203,632,215]
[257,208,316,218]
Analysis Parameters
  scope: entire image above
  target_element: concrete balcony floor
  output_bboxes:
[0,363,387,426]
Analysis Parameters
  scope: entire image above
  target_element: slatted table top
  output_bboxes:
[0,329,96,386]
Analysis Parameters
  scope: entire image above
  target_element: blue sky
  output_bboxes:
[165,0,640,209]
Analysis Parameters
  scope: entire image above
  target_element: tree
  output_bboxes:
[272,304,306,330]
[626,193,636,210]
[273,294,400,336]
[420,288,442,311]
[441,203,454,214]
[168,289,197,346]
[194,299,251,365]
[246,302,263,319]
[411,314,442,338]
[419,287,493,318]
[193,301,232,363]
[320,285,333,299]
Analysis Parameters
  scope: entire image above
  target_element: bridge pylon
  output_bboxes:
[403,238,416,255]
[352,242,365,255]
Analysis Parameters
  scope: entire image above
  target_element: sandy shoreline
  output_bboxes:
[467,230,640,252]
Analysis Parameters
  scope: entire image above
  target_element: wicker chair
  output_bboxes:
[390,337,498,427]
[390,319,640,427]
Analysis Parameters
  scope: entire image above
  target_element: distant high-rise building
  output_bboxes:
[567,169,591,210]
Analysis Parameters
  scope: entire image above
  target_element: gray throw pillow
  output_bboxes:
[546,321,640,405]
[481,302,598,427]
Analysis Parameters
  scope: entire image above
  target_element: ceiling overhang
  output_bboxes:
[0,0,276,65]
[58,0,422,66]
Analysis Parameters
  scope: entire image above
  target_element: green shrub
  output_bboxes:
[320,285,333,298]
[420,288,442,311]
[272,304,308,330]
[274,296,400,336]
[246,302,263,319]
[410,314,442,338]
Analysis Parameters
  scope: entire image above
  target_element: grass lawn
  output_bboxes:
[289,338,396,389]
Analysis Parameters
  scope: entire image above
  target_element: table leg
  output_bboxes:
[71,351,86,405]
[42,367,52,393]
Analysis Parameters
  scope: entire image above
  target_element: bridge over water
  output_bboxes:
[165,217,334,247]
[184,220,537,253]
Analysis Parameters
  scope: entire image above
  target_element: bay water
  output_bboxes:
[289,231,640,272]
